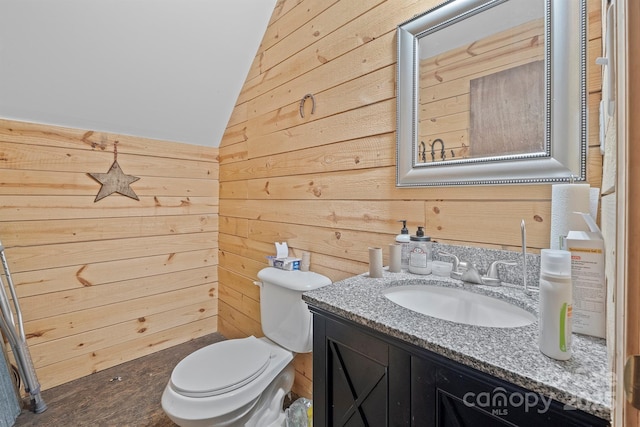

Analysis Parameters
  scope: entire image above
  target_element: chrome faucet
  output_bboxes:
[438,251,516,286]
[482,260,518,286]
[438,252,483,284]
[460,263,484,284]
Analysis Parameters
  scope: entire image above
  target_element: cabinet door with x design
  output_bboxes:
[312,311,411,427]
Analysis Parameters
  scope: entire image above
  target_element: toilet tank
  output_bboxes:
[256,267,331,353]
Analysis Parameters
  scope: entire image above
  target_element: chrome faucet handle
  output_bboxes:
[437,252,460,272]
[480,260,518,286]
[485,260,518,279]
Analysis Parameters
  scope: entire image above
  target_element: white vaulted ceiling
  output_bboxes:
[0,0,276,147]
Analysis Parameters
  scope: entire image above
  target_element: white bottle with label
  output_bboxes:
[396,220,411,271]
[408,226,432,275]
[538,249,573,360]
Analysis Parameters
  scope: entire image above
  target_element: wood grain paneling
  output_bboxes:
[0,119,218,390]
[219,0,603,399]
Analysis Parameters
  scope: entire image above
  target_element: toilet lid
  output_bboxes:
[171,336,272,398]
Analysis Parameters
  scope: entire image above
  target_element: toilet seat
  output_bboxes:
[170,336,272,398]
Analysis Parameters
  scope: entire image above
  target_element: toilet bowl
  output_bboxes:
[162,268,332,426]
[162,336,294,427]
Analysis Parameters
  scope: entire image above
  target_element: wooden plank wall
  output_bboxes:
[0,119,219,390]
[219,0,603,398]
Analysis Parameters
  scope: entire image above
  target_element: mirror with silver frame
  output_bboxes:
[396,0,587,187]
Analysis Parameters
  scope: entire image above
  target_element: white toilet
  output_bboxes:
[161,267,331,427]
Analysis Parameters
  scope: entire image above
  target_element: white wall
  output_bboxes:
[0,0,276,147]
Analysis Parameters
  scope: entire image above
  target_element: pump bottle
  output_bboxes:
[408,226,432,275]
[396,220,411,271]
[538,249,573,360]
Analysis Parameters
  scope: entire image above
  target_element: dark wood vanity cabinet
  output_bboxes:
[311,309,609,427]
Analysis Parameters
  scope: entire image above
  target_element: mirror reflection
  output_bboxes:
[418,0,545,163]
[396,0,587,187]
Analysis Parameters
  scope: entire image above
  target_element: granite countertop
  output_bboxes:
[303,270,610,420]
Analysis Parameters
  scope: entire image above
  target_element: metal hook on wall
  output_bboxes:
[299,94,316,118]
[420,141,427,162]
[430,138,446,161]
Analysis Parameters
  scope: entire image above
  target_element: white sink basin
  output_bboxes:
[383,285,535,328]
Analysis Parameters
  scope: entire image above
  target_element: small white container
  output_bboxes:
[432,261,453,277]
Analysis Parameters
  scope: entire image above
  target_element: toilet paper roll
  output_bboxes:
[300,251,311,272]
[550,183,591,249]
[368,247,384,278]
[388,244,402,273]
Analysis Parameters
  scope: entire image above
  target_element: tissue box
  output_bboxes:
[565,229,605,339]
[272,257,301,271]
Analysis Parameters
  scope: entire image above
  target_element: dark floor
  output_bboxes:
[13,333,227,427]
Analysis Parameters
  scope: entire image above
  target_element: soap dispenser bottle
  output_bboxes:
[396,220,411,271]
[408,226,432,275]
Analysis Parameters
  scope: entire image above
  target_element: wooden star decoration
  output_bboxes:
[88,160,140,202]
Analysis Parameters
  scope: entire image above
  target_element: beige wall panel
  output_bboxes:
[24,283,217,345]
[32,301,216,368]
[0,119,217,162]
[219,180,249,199]
[219,301,262,338]
[242,293,261,324]
[245,0,341,80]
[219,282,244,314]
[14,249,217,297]
[219,234,274,264]
[21,267,216,321]
[244,66,395,142]
[425,200,551,249]
[246,31,395,119]
[37,318,216,390]
[248,220,390,265]
[225,101,248,129]
[218,316,245,341]
[219,249,267,281]
[1,214,216,246]
[219,141,248,164]
[304,252,370,281]
[6,232,217,272]
[587,37,603,94]
[221,199,425,235]
[218,268,260,302]
[220,133,395,182]
[0,169,217,197]
[248,99,395,158]
[259,0,382,73]
[586,0,602,40]
[292,367,313,399]
[588,145,604,187]
[242,166,552,201]
[0,141,217,179]
[220,123,248,150]
[219,216,249,238]
[1,195,217,221]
